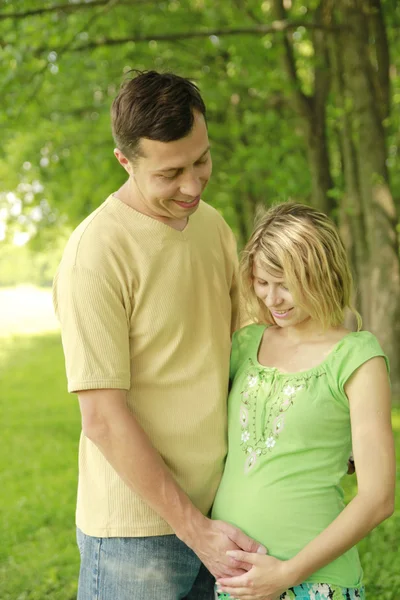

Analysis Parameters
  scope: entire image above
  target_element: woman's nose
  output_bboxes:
[267,288,283,307]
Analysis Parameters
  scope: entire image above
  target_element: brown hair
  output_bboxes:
[111,70,206,161]
[241,202,362,330]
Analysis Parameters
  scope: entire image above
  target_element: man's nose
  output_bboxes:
[179,171,202,198]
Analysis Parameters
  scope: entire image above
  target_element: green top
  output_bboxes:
[212,324,389,588]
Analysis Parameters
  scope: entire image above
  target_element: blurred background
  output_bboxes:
[0,0,399,598]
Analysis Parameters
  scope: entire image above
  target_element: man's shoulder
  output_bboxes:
[197,200,230,228]
[197,200,227,222]
[62,196,130,268]
[195,201,235,248]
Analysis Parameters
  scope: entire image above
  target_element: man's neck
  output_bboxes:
[114,180,188,231]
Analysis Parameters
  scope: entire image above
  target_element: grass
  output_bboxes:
[0,334,80,600]
[0,288,399,599]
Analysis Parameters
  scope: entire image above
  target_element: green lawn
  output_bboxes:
[0,334,80,600]
[0,333,399,599]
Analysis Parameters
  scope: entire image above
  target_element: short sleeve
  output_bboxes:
[229,330,241,382]
[229,324,265,383]
[336,331,390,394]
[53,265,131,393]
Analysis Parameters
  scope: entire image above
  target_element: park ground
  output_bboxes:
[0,287,399,599]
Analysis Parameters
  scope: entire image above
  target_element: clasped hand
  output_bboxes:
[216,551,293,600]
[187,518,267,579]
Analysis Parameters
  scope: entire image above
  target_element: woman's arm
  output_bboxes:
[217,356,395,600]
[284,355,395,584]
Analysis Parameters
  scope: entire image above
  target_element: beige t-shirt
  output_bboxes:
[53,196,239,537]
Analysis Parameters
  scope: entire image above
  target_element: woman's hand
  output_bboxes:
[216,550,294,600]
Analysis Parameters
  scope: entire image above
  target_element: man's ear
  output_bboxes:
[114,149,133,176]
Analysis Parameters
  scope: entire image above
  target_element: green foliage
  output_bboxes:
[1,0,400,250]
[1,0,399,250]
[0,0,315,246]
[0,238,68,287]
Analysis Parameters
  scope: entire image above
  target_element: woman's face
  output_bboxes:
[252,256,310,328]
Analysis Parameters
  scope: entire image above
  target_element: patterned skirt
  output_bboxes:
[216,582,365,599]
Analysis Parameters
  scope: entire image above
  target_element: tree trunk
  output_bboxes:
[272,0,335,214]
[330,22,371,326]
[336,0,400,394]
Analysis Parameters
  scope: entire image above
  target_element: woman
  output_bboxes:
[212,203,395,600]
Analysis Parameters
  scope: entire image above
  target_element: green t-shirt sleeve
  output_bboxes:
[229,324,265,383]
[229,329,241,383]
[336,331,390,395]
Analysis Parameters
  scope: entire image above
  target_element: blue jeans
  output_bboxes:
[76,528,215,600]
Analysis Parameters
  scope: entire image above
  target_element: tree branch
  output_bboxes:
[271,0,313,121]
[367,0,390,120]
[0,0,152,21]
[33,21,347,55]
[13,0,121,119]
[312,0,333,117]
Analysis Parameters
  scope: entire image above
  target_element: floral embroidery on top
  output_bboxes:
[239,359,306,472]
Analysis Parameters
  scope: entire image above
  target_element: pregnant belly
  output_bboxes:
[212,478,345,559]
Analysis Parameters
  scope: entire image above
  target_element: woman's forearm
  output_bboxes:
[286,491,394,586]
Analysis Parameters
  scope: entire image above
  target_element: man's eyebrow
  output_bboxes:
[155,146,210,173]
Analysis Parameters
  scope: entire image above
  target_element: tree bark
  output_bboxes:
[336,0,400,393]
[272,0,335,214]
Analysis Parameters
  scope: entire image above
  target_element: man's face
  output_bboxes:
[115,111,212,223]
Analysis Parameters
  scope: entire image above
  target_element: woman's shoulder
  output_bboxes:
[330,329,389,387]
[233,323,266,347]
[230,323,266,380]
[335,330,386,356]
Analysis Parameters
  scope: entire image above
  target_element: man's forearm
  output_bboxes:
[78,388,265,579]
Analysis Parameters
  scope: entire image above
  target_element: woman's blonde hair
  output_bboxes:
[240,202,362,330]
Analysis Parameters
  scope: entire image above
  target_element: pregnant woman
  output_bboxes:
[212,203,395,600]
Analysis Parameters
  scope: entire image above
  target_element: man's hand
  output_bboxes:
[182,516,267,579]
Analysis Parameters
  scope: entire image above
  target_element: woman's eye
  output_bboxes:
[280,284,288,291]
[257,279,267,286]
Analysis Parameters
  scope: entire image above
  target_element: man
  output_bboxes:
[53,70,263,600]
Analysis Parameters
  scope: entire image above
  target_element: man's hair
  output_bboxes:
[111,70,206,162]
[240,202,362,330]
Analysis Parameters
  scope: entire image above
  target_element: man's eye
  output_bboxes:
[160,173,177,180]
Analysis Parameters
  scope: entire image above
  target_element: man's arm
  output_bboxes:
[78,388,264,578]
